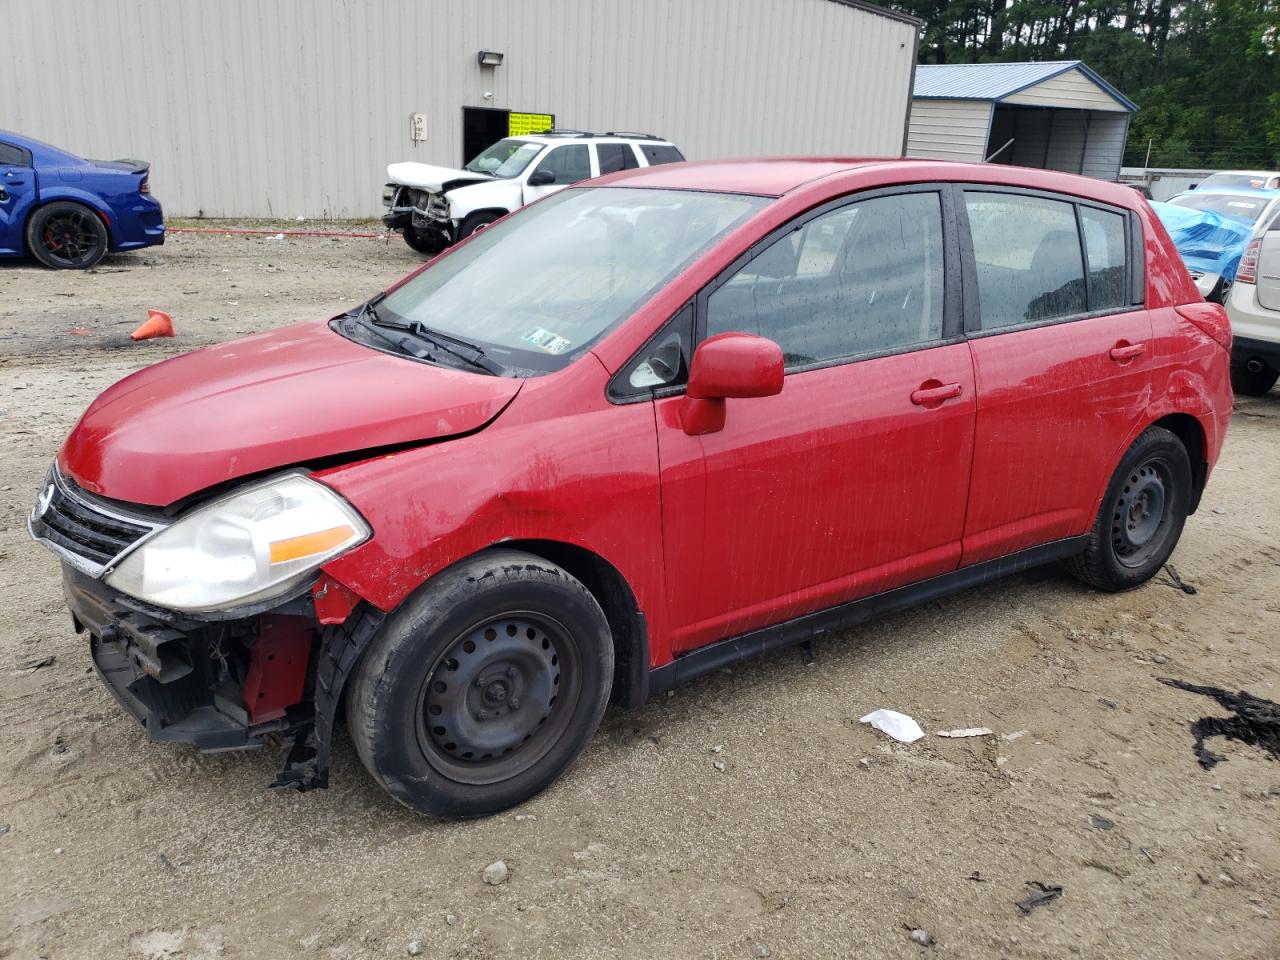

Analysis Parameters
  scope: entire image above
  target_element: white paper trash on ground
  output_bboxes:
[859,709,925,743]
[936,727,994,738]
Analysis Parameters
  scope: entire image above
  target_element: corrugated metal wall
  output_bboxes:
[1006,109,1128,181]
[905,100,992,162]
[2,0,917,218]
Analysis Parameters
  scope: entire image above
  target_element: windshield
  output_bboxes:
[378,187,768,373]
[1170,191,1276,225]
[464,139,544,178]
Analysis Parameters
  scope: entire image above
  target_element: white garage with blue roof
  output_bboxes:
[906,61,1137,180]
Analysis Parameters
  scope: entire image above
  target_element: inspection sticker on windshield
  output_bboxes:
[522,328,573,355]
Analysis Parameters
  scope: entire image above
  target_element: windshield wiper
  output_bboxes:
[354,296,505,376]
[412,324,506,376]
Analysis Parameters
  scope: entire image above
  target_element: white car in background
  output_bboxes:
[1226,206,1280,395]
[382,131,685,255]
[1194,170,1280,191]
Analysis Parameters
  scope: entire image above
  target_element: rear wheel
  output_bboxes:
[1230,362,1278,397]
[1066,426,1192,592]
[26,201,108,269]
[346,550,614,817]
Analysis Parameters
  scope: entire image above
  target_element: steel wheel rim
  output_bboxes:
[42,211,102,266]
[1112,457,1172,568]
[415,611,581,785]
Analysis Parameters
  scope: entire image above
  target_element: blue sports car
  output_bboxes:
[0,130,164,269]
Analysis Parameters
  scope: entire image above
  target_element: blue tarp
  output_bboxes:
[1150,200,1254,281]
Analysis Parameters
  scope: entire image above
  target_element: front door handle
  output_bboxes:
[910,381,963,406]
[1109,341,1147,362]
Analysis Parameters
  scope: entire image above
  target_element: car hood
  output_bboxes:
[59,320,522,507]
[387,161,494,192]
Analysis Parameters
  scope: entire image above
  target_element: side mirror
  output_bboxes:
[527,170,555,187]
[681,333,784,435]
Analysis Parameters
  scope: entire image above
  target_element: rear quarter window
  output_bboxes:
[0,141,32,166]
[1080,207,1128,311]
[640,144,684,166]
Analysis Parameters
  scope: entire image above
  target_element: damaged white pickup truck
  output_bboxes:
[382,131,684,255]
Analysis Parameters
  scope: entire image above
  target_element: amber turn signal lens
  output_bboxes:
[269,524,355,564]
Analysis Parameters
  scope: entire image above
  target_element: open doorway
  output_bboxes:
[462,107,511,166]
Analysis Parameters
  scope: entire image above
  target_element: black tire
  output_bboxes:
[458,211,502,240]
[346,549,614,817]
[26,201,109,269]
[1066,426,1192,592]
[402,226,445,256]
[1230,362,1278,397]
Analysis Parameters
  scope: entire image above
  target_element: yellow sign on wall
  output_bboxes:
[508,112,555,137]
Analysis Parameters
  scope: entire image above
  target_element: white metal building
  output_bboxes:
[906,61,1136,180]
[4,0,921,218]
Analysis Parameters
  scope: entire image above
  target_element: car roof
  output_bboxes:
[594,158,890,196]
[593,157,1152,204]
[1202,169,1280,177]
[516,133,676,146]
[0,129,83,165]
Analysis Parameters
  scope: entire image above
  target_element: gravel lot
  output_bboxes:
[1,229,1278,960]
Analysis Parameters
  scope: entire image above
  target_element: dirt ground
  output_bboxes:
[1,228,1277,960]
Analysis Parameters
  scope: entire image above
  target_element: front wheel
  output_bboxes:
[1066,425,1192,592]
[346,550,614,817]
[26,201,108,269]
[402,226,445,256]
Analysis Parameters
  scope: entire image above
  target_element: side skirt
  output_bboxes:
[647,536,1088,698]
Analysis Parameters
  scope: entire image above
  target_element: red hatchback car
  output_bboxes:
[31,159,1232,816]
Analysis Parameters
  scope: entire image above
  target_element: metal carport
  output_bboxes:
[905,61,1136,181]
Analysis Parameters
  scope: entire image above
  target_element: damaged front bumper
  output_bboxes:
[62,565,384,790]
[382,182,454,241]
[65,565,309,750]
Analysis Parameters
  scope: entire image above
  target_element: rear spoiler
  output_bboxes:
[92,158,151,176]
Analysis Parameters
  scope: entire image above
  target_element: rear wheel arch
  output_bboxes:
[1149,413,1207,514]
[25,195,113,244]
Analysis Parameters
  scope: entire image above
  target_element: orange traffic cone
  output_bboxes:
[130,309,174,341]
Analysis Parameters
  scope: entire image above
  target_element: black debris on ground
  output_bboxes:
[18,654,56,671]
[1090,815,1115,830]
[1015,882,1064,916]
[1158,678,1280,770]
[1163,564,1198,595]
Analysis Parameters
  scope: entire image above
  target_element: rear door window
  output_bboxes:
[596,143,639,175]
[706,191,946,368]
[964,193,1086,329]
[640,144,685,166]
[1079,207,1128,311]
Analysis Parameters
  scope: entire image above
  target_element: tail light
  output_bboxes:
[1236,237,1261,284]
[139,177,151,195]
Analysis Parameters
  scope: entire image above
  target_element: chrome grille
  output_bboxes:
[29,468,165,577]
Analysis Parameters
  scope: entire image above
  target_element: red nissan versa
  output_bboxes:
[31,159,1232,817]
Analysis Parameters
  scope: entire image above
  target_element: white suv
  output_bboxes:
[382,131,685,256]
[1226,207,1280,395]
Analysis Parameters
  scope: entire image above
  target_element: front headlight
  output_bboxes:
[105,473,369,613]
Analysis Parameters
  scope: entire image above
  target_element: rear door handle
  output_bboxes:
[1109,342,1146,362]
[910,381,963,406]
